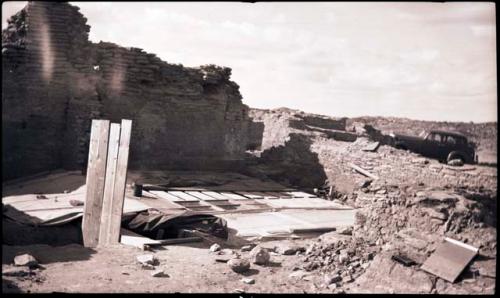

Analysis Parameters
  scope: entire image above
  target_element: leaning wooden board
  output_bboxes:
[82,120,110,248]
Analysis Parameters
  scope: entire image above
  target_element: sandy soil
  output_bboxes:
[2,239,330,294]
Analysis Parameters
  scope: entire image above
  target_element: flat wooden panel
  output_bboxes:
[218,192,250,200]
[120,228,161,250]
[107,119,132,244]
[285,191,317,198]
[421,238,478,283]
[200,191,228,200]
[168,191,200,202]
[235,191,265,199]
[185,191,220,201]
[150,190,186,202]
[98,123,121,246]
[82,120,110,248]
[265,191,292,198]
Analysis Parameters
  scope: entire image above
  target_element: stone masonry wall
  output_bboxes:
[2,2,253,180]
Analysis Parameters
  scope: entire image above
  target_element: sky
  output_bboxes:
[2,1,497,122]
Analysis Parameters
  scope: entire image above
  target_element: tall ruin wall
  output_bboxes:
[2,1,254,180]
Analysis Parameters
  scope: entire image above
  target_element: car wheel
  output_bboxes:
[395,143,407,150]
[447,152,465,165]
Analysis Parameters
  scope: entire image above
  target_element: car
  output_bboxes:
[390,129,478,164]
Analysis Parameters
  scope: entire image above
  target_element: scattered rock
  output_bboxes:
[277,245,305,255]
[219,248,235,255]
[337,226,353,236]
[227,258,250,273]
[69,199,84,206]
[241,278,255,284]
[215,256,231,263]
[241,245,254,252]
[210,243,221,252]
[141,264,155,270]
[136,254,157,266]
[249,246,270,265]
[289,270,309,280]
[14,254,38,268]
[324,274,342,284]
[151,269,169,277]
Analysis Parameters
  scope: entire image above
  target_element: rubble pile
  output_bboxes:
[300,235,377,285]
[312,137,497,193]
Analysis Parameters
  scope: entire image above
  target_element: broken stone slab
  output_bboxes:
[209,243,221,252]
[241,278,255,284]
[249,246,270,265]
[276,245,306,255]
[14,254,38,268]
[136,254,158,266]
[337,226,353,236]
[227,258,250,273]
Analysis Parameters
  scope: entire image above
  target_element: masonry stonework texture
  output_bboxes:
[2,2,254,180]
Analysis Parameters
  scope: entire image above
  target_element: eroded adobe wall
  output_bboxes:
[2,1,253,180]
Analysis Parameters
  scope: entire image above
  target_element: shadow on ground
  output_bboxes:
[246,133,328,189]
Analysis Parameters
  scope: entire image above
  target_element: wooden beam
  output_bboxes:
[98,123,121,246]
[106,119,132,244]
[82,120,110,247]
[120,228,162,250]
[157,237,203,245]
[349,163,379,180]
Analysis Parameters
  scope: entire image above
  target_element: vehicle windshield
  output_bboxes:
[418,130,427,138]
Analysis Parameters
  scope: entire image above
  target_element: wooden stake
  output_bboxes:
[82,120,110,247]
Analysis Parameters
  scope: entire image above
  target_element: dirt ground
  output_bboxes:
[2,239,332,294]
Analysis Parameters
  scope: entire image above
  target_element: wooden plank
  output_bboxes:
[200,191,228,200]
[82,119,110,248]
[349,163,379,180]
[98,123,121,246]
[185,191,220,201]
[262,191,280,199]
[106,119,132,244]
[150,190,185,202]
[235,191,265,199]
[285,191,317,198]
[157,237,203,245]
[168,191,200,202]
[269,191,293,198]
[120,228,162,250]
[218,192,250,200]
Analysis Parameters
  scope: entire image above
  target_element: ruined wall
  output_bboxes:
[248,107,350,151]
[2,2,253,180]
